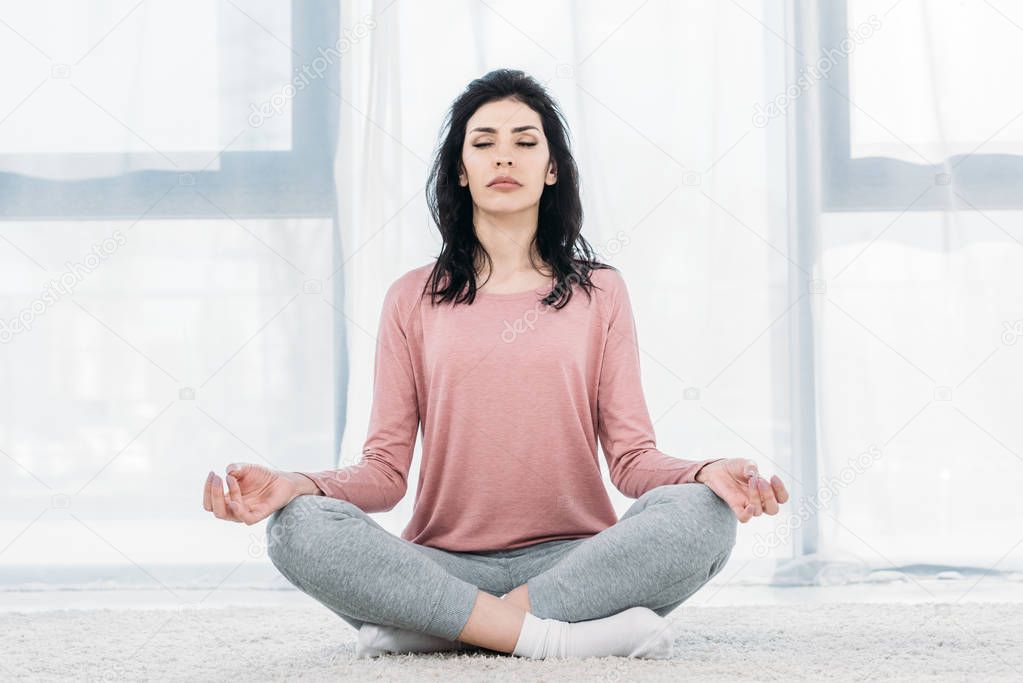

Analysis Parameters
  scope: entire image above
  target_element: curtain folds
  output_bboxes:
[1,0,1018,590]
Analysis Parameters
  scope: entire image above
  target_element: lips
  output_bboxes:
[487,176,521,187]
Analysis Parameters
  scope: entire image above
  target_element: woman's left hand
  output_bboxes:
[696,458,789,523]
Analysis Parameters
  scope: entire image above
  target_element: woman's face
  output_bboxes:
[458,98,557,214]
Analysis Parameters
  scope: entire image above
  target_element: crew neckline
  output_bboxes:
[474,276,557,301]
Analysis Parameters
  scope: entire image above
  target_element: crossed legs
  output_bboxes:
[265,483,737,654]
[522,483,738,622]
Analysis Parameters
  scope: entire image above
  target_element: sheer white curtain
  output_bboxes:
[337,0,1022,588]
[2,0,1019,592]
[0,1,340,586]
[808,0,1023,578]
[336,0,795,586]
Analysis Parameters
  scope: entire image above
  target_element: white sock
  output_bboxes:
[511,606,674,660]
[355,622,465,658]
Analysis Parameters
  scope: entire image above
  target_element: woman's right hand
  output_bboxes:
[202,463,304,525]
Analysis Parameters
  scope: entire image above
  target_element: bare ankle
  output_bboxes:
[503,584,532,613]
[455,590,528,653]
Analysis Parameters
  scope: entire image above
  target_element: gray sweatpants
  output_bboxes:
[265,483,737,641]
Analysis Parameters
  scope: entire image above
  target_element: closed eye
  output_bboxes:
[473,142,537,148]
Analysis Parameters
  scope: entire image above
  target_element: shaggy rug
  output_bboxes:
[2,601,1020,681]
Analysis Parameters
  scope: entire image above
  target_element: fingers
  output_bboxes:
[204,465,267,525]
[741,459,791,519]
[203,471,213,512]
[209,474,241,523]
[757,476,779,515]
[226,462,250,480]
[747,476,763,516]
[728,498,753,523]
[728,460,790,523]
[225,473,258,525]
[771,475,789,504]
[724,478,758,523]
[744,460,766,518]
[735,473,790,523]
[738,501,755,523]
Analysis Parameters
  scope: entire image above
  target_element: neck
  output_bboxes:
[472,204,546,277]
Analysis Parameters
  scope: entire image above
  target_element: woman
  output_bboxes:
[202,69,788,660]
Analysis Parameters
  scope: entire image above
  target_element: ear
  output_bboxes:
[457,161,468,187]
[547,159,558,184]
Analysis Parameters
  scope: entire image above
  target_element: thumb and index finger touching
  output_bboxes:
[736,458,791,513]
[743,459,759,480]
[202,463,251,517]
[224,466,266,524]
[730,459,773,521]
[225,462,250,478]
[744,458,791,503]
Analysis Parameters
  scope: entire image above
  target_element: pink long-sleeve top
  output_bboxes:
[297,262,724,552]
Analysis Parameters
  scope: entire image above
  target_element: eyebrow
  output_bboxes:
[468,125,540,134]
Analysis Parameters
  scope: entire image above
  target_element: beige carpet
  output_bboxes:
[2,602,1020,681]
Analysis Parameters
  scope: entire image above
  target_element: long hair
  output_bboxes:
[422,68,612,309]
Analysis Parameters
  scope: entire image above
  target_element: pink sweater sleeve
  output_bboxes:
[295,280,418,512]
[597,272,725,497]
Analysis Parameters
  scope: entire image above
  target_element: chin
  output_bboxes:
[477,192,541,211]
[483,202,536,216]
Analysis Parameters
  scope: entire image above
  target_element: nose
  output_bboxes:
[494,141,515,168]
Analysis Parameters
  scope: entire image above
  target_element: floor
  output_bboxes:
[3,580,1022,681]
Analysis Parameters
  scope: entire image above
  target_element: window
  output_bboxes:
[820,0,1023,210]
[0,0,338,218]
